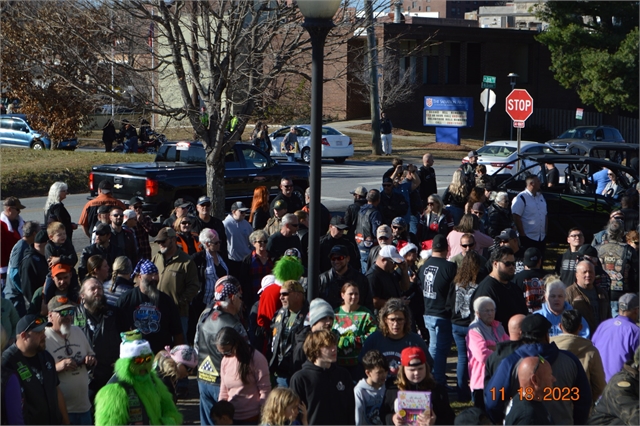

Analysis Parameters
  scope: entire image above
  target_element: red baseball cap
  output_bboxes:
[51,264,72,277]
[401,346,427,367]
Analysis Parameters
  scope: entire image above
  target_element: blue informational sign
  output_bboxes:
[423,97,474,128]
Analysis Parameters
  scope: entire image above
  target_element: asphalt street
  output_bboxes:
[19,157,462,250]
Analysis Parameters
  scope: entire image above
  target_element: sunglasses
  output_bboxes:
[461,243,475,248]
[64,339,74,356]
[500,261,516,267]
[282,185,293,189]
[533,355,545,375]
[25,316,47,331]
[220,348,234,357]
[427,202,435,206]
[331,255,346,262]
[133,354,153,365]
[111,214,123,217]
[181,222,192,225]
[378,236,389,241]
[254,240,267,244]
[279,292,290,297]
[57,309,75,317]
[392,226,403,229]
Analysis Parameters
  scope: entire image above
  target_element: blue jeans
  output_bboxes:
[275,375,289,388]
[198,381,221,426]
[611,301,619,318]
[452,324,471,401]
[409,214,419,237]
[358,247,371,274]
[447,205,464,226]
[68,411,92,425]
[424,315,453,386]
[180,316,189,338]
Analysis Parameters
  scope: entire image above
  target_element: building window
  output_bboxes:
[418,6,421,11]
[422,44,439,85]
[427,6,430,11]
[412,1,416,8]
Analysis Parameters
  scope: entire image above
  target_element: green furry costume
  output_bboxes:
[94,336,183,425]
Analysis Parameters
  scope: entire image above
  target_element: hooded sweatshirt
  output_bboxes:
[289,361,355,425]
[535,301,591,339]
[485,342,592,425]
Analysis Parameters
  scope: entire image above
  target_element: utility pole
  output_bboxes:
[366,0,381,155]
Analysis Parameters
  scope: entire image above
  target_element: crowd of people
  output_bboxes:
[0,149,639,426]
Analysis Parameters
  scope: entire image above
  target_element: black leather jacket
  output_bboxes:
[269,302,309,378]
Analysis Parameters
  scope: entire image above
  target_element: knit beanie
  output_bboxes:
[308,298,335,327]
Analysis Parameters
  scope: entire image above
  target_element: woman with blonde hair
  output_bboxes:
[419,194,453,243]
[103,256,134,307]
[260,387,308,426]
[443,169,468,225]
[44,181,75,240]
[173,215,202,255]
[250,186,271,230]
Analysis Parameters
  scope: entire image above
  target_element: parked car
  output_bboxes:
[493,154,638,243]
[546,125,626,152]
[462,140,567,182]
[0,114,77,150]
[269,125,353,164]
[89,141,310,218]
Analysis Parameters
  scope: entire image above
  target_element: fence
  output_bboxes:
[529,108,638,145]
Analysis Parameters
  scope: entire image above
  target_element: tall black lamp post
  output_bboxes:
[508,72,519,140]
[298,0,341,302]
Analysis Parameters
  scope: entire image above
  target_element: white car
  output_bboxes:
[463,140,568,182]
[269,125,353,164]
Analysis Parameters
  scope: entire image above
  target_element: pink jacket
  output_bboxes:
[447,230,493,259]
[219,350,272,420]
[466,320,509,391]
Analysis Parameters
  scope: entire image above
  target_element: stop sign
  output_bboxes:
[505,89,534,122]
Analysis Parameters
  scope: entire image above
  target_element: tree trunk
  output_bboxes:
[206,147,226,219]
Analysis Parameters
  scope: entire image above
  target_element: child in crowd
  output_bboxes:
[211,400,235,425]
[260,387,308,426]
[354,349,389,425]
[153,345,198,401]
[44,221,80,302]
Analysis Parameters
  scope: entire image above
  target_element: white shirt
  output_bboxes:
[45,325,94,413]
[511,189,547,241]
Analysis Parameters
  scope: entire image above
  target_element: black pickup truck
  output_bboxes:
[89,141,310,218]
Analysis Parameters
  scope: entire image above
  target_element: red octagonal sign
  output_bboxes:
[505,89,534,122]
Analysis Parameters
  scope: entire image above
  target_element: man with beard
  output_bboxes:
[152,227,200,340]
[116,259,184,354]
[78,222,123,281]
[318,245,372,310]
[74,278,121,400]
[270,178,303,216]
[29,263,77,316]
[108,207,138,267]
[1,314,69,425]
[194,277,246,426]
[45,296,97,425]
[471,246,528,332]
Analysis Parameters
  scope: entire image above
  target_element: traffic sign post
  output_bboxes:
[480,88,496,146]
[505,89,533,172]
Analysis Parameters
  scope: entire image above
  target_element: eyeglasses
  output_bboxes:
[500,261,516,267]
[133,354,153,365]
[427,202,434,206]
[254,240,267,244]
[111,214,123,217]
[569,234,583,238]
[533,355,545,375]
[64,339,73,356]
[57,309,75,317]
[461,243,475,248]
[279,292,289,297]
[607,173,615,177]
[392,226,403,230]
[219,348,234,357]
[282,185,293,189]
[331,255,346,262]
[378,236,389,241]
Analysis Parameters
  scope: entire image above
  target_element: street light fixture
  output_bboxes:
[508,72,519,140]
[298,0,341,302]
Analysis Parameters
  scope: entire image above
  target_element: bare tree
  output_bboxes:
[1,0,388,215]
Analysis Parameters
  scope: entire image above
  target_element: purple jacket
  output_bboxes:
[592,315,640,382]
